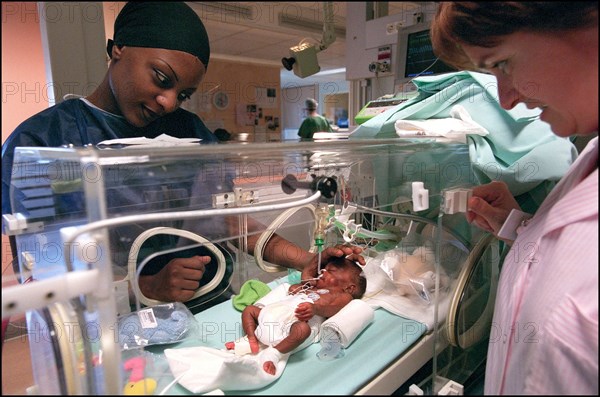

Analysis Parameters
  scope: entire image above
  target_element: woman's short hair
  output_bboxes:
[431,2,598,70]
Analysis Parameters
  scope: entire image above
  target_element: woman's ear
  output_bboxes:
[111,45,124,60]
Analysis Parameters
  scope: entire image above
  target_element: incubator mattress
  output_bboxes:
[155,280,428,395]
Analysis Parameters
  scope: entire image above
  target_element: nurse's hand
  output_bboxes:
[301,245,365,286]
[466,181,522,236]
[138,255,210,302]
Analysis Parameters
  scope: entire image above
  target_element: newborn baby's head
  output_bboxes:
[317,256,367,299]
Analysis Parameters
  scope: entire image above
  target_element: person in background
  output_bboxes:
[1,2,364,305]
[431,2,598,394]
[297,98,332,140]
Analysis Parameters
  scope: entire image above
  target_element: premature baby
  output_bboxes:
[226,256,366,374]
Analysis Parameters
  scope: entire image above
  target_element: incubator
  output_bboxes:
[2,138,502,395]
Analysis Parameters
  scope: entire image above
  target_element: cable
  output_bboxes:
[127,227,227,308]
[158,372,187,395]
[409,57,443,87]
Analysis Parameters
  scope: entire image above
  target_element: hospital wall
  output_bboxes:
[186,58,283,141]
[1,2,49,302]
[1,2,48,145]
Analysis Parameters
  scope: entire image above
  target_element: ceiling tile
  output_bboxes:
[192,2,350,86]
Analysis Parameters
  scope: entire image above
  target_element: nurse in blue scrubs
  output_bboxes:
[1,2,364,305]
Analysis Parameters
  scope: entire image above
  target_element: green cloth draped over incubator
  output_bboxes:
[350,71,578,213]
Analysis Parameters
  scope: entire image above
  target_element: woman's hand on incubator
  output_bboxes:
[138,255,210,302]
[466,181,522,236]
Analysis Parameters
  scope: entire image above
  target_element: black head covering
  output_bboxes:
[107,2,210,68]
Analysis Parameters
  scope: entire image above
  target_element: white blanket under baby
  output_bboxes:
[165,283,375,394]
[158,290,426,395]
[161,252,452,394]
[164,346,289,393]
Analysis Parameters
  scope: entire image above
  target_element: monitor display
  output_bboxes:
[405,29,455,78]
[396,22,457,88]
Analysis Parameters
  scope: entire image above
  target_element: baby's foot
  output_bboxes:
[224,336,253,355]
[260,346,285,376]
[263,360,276,375]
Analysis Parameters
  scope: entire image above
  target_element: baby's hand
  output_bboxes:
[295,302,314,321]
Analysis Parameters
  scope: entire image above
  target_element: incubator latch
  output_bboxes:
[412,182,429,212]
[442,188,472,214]
[235,187,259,206]
[497,209,533,240]
[438,379,464,395]
[2,213,43,236]
[212,192,236,208]
[212,188,262,208]
[407,380,464,395]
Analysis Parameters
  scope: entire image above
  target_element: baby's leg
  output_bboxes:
[263,321,311,375]
[275,321,311,354]
[226,305,262,353]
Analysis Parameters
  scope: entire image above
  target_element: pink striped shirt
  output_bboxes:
[485,137,598,395]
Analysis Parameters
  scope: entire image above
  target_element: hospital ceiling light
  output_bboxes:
[315,67,346,76]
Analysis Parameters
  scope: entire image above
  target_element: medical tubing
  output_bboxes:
[314,204,330,273]
[350,203,471,249]
[63,191,322,272]
[254,204,317,273]
[317,249,323,274]
[129,227,227,309]
[332,220,396,241]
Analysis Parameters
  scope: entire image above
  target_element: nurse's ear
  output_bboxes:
[111,44,125,60]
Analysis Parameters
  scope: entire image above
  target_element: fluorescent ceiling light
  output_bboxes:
[315,68,346,76]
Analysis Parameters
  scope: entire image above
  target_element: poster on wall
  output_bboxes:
[255,87,277,109]
[236,103,257,126]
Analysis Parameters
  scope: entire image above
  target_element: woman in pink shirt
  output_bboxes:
[431,3,598,394]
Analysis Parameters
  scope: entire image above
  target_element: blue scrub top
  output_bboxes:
[2,98,218,215]
[1,98,232,272]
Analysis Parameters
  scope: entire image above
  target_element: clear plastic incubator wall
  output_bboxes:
[2,138,502,395]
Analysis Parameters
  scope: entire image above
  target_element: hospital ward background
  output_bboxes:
[2,2,588,395]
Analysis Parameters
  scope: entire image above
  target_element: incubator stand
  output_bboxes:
[2,138,501,395]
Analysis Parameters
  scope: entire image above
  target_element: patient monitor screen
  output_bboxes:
[404,29,455,78]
